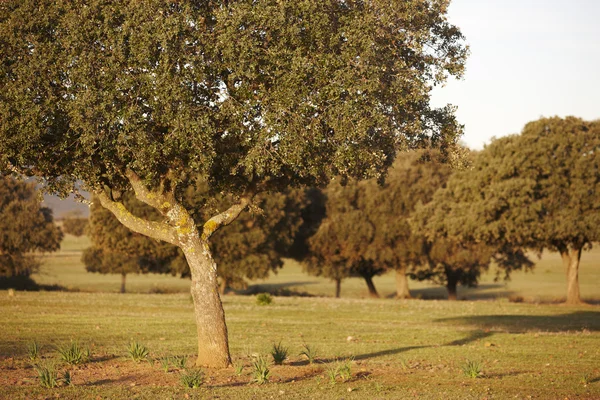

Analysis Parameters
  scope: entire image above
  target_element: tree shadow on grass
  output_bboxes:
[435,311,600,333]
[394,284,514,301]
[0,275,68,291]
[306,330,493,364]
[239,281,318,297]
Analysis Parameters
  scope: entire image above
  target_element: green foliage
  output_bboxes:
[34,362,59,388]
[56,341,90,365]
[128,342,149,363]
[62,217,88,237]
[251,355,271,385]
[27,341,40,362]
[299,343,318,364]
[256,293,272,306]
[0,176,63,278]
[0,0,466,198]
[461,360,483,378]
[270,342,288,365]
[180,369,204,388]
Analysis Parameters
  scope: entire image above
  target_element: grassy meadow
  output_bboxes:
[0,234,598,399]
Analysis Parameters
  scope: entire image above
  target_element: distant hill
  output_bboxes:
[42,192,90,219]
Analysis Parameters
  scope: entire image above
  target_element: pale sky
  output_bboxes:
[431,0,600,149]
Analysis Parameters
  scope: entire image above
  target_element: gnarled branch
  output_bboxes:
[95,191,179,245]
[201,192,255,241]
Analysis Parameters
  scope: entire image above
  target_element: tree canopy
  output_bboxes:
[0,0,468,367]
[0,176,63,279]
[415,116,600,304]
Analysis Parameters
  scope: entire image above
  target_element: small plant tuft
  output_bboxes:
[62,370,72,386]
[128,341,149,362]
[326,357,353,383]
[338,358,353,382]
[462,359,483,378]
[256,293,273,306]
[180,368,204,388]
[27,340,41,362]
[171,355,188,370]
[299,343,317,364]
[251,355,271,384]
[160,357,170,372]
[271,342,288,365]
[57,341,90,365]
[233,361,244,376]
[34,362,59,388]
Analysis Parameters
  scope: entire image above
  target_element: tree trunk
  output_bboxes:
[184,241,232,368]
[446,276,458,301]
[363,275,380,298]
[335,278,341,298]
[561,246,582,305]
[395,265,412,299]
[120,273,126,294]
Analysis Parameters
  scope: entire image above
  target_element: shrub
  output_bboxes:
[251,355,271,384]
[180,369,204,388]
[271,342,288,365]
[256,293,273,306]
[461,359,482,378]
[34,362,59,388]
[128,341,149,362]
[57,341,90,365]
[299,343,317,364]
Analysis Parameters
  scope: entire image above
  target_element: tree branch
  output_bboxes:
[201,192,255,241]
[125,169,175,214]
[95,191,179,245]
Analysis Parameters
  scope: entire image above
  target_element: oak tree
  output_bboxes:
[0,0,467,366]
[0,176,63,279]
[415,117,600,304]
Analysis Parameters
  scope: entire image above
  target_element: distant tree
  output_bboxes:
[0,176,63,278]
[305,183,387,298]
[415,117,600,304]
[0,0,467,367]
[62,217,88,237]
[362,150,454,299]
[305,150,455,298]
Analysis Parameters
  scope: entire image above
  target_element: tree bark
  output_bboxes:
[395,265,412,299]
[561,246,583,305]
[184,239,232,368]
[363,275,380,298]
[120,273,126,294]
[335,278,341,298]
